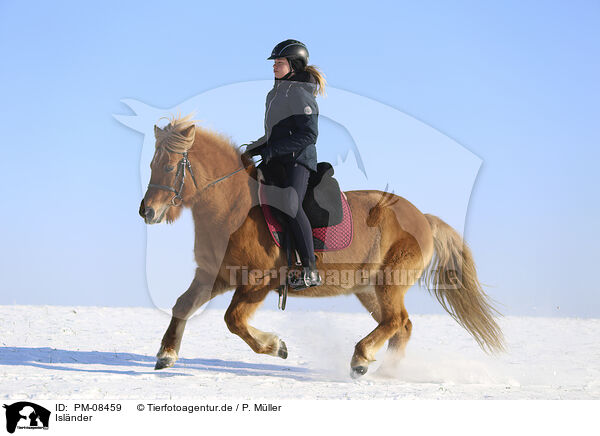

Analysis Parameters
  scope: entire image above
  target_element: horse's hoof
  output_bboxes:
[155,356,177,370]
[351,365,368,379]
[277,340,288,359]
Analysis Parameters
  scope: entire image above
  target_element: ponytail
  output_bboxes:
[305,65,327,97]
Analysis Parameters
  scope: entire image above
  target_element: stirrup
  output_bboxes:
[278,284,288,310]
[288,270,310,289]
[288,268,322,290]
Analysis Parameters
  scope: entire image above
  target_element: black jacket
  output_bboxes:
[248,70,318,172]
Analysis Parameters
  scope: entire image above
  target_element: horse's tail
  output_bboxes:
[420,214,505,353]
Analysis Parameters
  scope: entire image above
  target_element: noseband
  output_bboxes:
[148,151,198,206]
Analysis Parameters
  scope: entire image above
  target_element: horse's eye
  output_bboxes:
[165,165,175,172]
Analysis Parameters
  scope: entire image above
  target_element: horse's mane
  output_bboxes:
[155,113,198,153]
[155,113,241,159]
[154,113,255,181]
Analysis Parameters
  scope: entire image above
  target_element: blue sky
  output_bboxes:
[1,1,599,317]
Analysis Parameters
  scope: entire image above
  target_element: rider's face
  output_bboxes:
[273,58,291,79]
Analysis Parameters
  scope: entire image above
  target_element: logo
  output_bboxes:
[3,402,50,434]
[303,105,312,115]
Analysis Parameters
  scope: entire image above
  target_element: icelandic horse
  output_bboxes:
[139,115,504,377]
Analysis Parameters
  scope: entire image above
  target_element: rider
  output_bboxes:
[242,39,326,289]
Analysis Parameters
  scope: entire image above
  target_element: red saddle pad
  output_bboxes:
[259,185,353,252]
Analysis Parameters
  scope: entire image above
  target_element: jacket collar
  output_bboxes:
[275,70,314,84]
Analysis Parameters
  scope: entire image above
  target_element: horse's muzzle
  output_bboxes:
[143,207,155,224]
[139,199,157,224]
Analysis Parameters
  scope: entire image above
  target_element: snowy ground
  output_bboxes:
[1,305,598,400]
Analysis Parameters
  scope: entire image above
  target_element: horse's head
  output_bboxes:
[140,116,199,224]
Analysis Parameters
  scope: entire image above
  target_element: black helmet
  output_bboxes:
[268,39,309,71]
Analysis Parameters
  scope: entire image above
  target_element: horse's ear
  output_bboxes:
[181,125,195,138]
[154,125,161,138]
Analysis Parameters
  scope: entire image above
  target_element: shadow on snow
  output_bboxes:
[0,347,314,381]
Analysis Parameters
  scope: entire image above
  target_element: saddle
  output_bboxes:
[258,162,353,252]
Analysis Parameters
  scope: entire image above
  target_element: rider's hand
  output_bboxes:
[240,150,254,166]
[240,144,263,166]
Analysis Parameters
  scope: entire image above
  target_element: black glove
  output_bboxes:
[240,151,251,164]
[240,145,258,166]
[242,142,268,163]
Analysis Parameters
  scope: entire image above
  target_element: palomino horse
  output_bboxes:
[139,114,504,377]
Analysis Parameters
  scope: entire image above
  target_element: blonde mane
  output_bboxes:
[154,113,241,158]
[155,113,198,154]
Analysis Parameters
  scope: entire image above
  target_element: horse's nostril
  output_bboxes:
[144,207,155,222]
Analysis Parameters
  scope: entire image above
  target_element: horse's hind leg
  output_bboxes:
[352,286,411,377]
[155,268,226,370]
[387,317,412,358]
[356,291,413,359]
[355,291,381,321]
[224,287,288,359]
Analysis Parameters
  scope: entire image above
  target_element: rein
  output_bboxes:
[148,150,260,206]
[201,161,259,191]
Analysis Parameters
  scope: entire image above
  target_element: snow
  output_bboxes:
[1,305,598,400]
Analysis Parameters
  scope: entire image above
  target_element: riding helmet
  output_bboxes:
[268,39,309,71]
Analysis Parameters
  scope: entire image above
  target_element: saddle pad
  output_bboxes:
[259,186,353,252]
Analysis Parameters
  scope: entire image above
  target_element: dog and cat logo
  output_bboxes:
[3,402,50,433]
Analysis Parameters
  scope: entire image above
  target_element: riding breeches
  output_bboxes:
[281,163,315,268]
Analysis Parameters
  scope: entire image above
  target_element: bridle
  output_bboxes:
[148,150,199,206]
[147,149,260,207]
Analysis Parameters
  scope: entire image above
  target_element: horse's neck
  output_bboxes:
[189,152,255,233]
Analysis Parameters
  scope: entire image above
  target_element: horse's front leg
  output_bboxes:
[155,267,226,370]
[224,287,288,359]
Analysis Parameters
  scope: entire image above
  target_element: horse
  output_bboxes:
[138,114,505,377]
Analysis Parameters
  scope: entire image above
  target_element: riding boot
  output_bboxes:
[289,258,322,289]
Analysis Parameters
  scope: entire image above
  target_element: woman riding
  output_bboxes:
[241,39,326,289]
